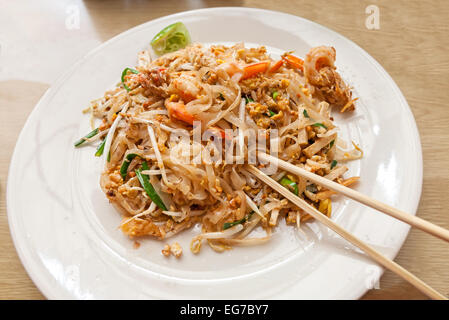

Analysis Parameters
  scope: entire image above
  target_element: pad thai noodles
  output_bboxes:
[75,30,362,254]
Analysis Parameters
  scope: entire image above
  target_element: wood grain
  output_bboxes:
[1,0,448,299]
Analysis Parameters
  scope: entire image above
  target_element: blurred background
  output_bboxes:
[1,0,448,299]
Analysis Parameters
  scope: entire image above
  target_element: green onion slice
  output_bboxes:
[330,160,338,169]
[135,161,167,211]
[95,139,106,157]
[272,91,279,100]
[245,96,254,104]
[268,109,277,117]
[312,122,328,129]
[223,211,254,230]
[151,22,191,56]
[121,68,139,92]
[303,109,310,118]
[120,153,141,180]
[280,177,299,196]
[74,128,99,147]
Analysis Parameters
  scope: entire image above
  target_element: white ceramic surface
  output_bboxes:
[7,7,422,299]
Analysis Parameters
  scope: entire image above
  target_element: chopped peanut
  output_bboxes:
[162,244,171,257]
[170,242,183,258]
[109,172,123,184]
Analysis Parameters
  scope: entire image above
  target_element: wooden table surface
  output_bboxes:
[1,0,448,300]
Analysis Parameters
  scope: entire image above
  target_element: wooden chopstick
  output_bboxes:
[258,152,449,243]
[246,165,447,300]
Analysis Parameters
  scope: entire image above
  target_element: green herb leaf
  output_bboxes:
[121,68,139,92]
[74,128,99,147]
[95,139,106,157]
[135,161,167,211]
[312,122,328,129]
[272,91,279,100]
[280,177,299,196]
[330,160,338,169]
[329,140,335,149]
[303,109,310,118]
[245,96,254,104]
[151,22,191,56]
[268,109,277,117]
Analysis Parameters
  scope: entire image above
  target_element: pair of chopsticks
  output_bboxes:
[247,152,449,300]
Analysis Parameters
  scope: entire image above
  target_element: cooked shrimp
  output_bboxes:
[219,61,243,81]
[304,46,353,111]
[165,100,196,125]
[171,74,200,102]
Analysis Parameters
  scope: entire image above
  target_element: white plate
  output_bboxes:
[7,7,422,299]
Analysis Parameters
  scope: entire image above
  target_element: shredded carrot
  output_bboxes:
[241,62,269,80]
[282,54,304,71]
[268,60,283,73]
[341,97,359,112]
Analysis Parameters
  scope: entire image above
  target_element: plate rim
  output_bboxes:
[6,6,423,300]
